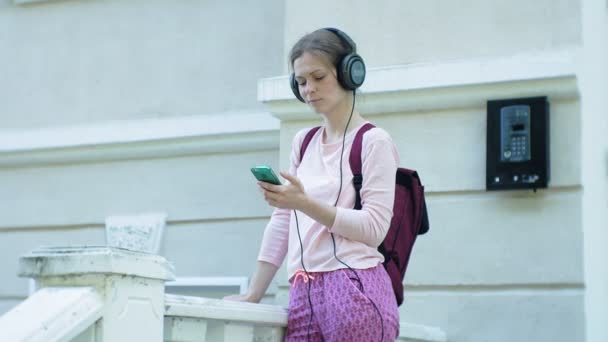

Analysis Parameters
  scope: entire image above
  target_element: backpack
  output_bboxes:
[299,123,429,306]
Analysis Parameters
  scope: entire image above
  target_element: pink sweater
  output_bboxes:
[257,122,400,280]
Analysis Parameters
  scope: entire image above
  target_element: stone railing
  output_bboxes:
[164,294,287,341]
[0,246,447,342]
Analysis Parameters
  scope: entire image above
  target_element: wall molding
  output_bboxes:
[0,112,279,168]
[14,0,60,5]
[258,48,579,121]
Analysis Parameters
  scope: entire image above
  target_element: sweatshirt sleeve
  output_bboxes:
[328,129,399,247]
[257,208,290,267]
[257,130,307,267]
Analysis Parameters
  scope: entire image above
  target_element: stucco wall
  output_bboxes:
[264,78,583,342]
[580,0,608,341]
[0,0,284,313]
[284,0,581,69]
[0,0,284,129]
[0,0,598,341]
[0,148,279,298]
[273,1,585,341]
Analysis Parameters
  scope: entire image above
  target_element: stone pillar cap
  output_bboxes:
[19,246,175,281]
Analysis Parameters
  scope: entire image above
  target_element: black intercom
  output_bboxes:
[486,96,549,191]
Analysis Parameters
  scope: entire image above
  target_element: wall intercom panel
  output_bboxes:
[486,96,549,191]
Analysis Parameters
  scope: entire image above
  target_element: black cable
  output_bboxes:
[293,210,314,342]
[329,91,384,342]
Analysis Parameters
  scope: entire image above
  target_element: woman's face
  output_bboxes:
[293,51,348,115]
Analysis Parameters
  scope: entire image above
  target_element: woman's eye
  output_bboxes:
[315,75,325,81]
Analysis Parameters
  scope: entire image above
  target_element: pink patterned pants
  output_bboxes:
[285,264,400,342]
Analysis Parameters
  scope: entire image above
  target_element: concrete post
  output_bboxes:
[19,246,175,342]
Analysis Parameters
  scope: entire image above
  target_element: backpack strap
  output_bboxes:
[350,123,376,210]
[299,126,322,162]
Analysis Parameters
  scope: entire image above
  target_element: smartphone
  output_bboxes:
[251,165,282,185]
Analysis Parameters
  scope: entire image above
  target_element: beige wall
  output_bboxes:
[0,0,284,129]
[580,0,608,341]
[2,0,603,341]
[0,0,284,314]
[271,1,585,341]
[265,82,583,342]
[0,142,281,302]
[284,0,580,70]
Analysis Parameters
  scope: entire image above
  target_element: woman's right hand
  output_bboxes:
[223,292,261,303]
[223,261,278,304]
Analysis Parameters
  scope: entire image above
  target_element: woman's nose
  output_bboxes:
[303,83,315,96]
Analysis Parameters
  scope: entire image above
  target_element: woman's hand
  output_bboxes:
[223,261,277,304]
[258,172,308,210]
[223,292,261,303]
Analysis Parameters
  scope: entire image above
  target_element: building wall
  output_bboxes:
[0,0,284,129]
[284,0,581,69]
[1,0,600,341]
[271,1,585,341]
[263,69,583,342]
[0,0,284,312]
[0,120,282,309]
[580,0,608,341]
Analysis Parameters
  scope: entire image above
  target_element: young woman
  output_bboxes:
[226,28,400,341]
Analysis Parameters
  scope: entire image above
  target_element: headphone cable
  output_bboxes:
[329,91,385,342]
[293,210,314,342]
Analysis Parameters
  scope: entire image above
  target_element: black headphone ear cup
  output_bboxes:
[290,73,306,103]
[338,53,366,90]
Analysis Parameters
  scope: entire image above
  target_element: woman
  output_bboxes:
[226,28,400,341]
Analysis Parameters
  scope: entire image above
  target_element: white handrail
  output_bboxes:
[0,246,448,342]
[399,322,448,342]
[0,287,103,342]
[164,294,287,326]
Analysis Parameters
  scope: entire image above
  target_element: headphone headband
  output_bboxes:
[322,27,357,54]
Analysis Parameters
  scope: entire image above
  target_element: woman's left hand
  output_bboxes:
[258,172,307,210]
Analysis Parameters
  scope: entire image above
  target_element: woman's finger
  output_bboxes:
[258,181,280,192]
[264,191,279,203]
[279,172,299,186]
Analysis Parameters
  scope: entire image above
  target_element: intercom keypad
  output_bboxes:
[500,105,531,162]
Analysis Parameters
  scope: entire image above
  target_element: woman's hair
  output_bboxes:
[288,29,351,71]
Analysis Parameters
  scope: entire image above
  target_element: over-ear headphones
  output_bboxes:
[290,27,366,103]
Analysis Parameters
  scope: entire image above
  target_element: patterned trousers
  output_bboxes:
[285,264,400,342]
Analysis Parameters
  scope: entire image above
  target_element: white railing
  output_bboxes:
[0,287,103,342]
[0,246,446,342]
[164,294,287,342]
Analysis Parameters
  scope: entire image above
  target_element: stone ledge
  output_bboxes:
[400,322,447,342]
[258,48,578,121]
[13,0,55,4]
[0,112,279,167]
[164,294,288,326]
[18,246,176,281]
[165,294,448,341]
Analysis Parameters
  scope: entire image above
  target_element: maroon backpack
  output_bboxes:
[300,123,429,306]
